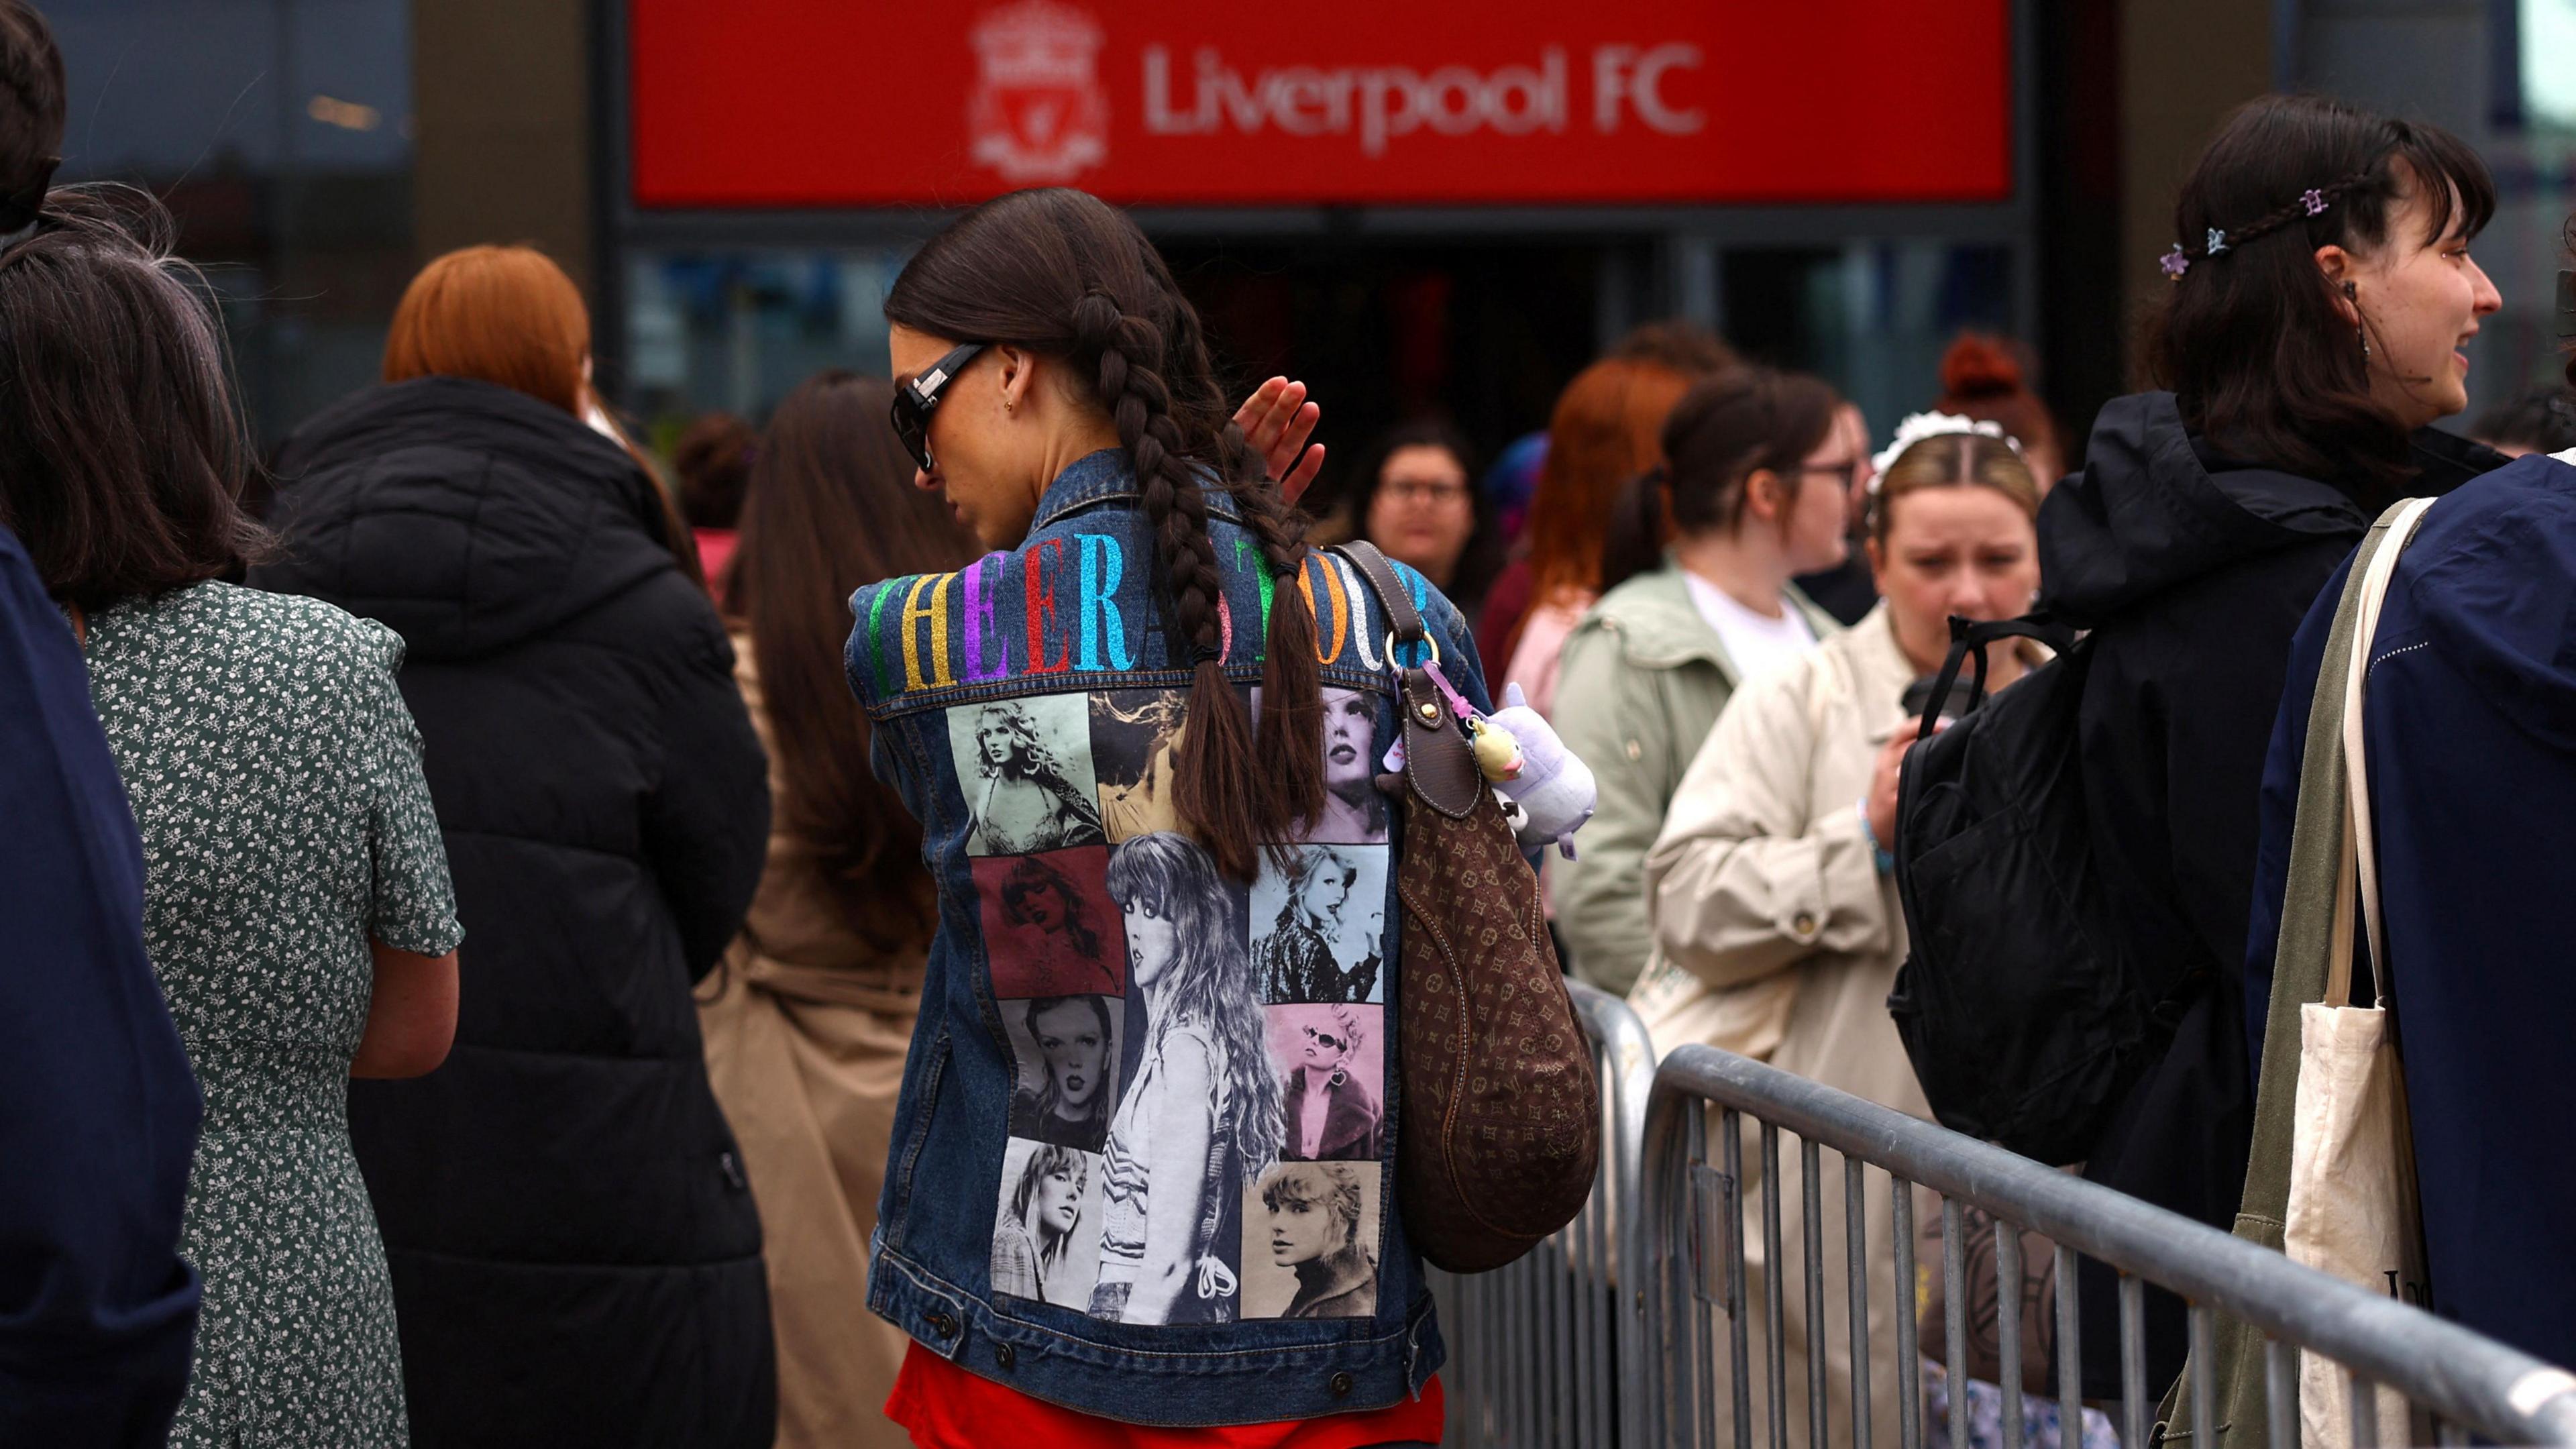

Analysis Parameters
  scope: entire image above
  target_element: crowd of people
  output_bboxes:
[7,0,2576,1441]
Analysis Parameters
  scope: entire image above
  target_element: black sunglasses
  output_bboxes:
[890,341,988,472]
[1302,1024,1350,1053]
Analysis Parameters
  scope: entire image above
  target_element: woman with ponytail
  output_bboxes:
[1549,367,1854,996]
[849,187,1492,1445]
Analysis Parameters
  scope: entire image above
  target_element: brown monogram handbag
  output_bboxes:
[1330,542,1600,1273]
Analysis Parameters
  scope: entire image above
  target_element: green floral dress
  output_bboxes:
[85,581,464,1448]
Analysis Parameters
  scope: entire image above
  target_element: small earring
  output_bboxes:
[2359,324,2371,362]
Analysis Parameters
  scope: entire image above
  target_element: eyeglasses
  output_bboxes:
[1383,479,1470,506]
[1798,460,1863,490]
[890,341,988,472]
[1302,1024,1349,1052]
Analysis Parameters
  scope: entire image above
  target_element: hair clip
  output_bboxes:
[2160,245,2190,281]
[2302,189,2328,216]
[2205,227,2230,257]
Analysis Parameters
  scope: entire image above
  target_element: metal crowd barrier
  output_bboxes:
[1642,1044,2576,1449]
[1434,980,1658,1449]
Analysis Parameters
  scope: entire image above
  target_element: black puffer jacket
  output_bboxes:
[254,378,774,1448]
[2037,392,2501,1399]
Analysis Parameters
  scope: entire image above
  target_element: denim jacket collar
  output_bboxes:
[1034,448,1247,532]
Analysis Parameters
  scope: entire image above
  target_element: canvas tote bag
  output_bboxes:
[2161,495,2436,1449]
[2284,493,2432,1448]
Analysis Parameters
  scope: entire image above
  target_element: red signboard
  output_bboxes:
[628,0,2012,209]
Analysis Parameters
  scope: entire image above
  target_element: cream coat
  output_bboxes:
[1637,603,1931,1449]
[698,637,925,1449]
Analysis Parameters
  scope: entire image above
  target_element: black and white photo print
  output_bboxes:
[1301,687,1389,845]
[1005,993,1122,1153]
[1250,844,1389,1004]
[989,1136,1105,1310]
[1085,832,1273,1326]
[947,694,1104,855]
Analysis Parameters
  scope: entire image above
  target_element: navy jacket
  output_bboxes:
[0,525,203,1446]
[2247,451,2576,1364]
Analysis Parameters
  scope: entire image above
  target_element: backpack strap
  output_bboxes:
[1917,613,2078,737]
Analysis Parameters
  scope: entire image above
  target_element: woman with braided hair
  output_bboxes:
[849,186,1493,1446]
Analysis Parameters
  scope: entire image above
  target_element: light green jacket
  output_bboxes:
[1550,566,1842,995]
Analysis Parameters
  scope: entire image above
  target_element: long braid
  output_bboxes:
[1169,294,1326,852]
[1076,289,1266,880]
[1156,292,1327,842]
[1225,465,1326,843]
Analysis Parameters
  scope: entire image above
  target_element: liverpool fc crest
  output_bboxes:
[969,1,1110,184]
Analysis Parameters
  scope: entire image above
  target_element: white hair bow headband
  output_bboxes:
[1869,411,2019,492]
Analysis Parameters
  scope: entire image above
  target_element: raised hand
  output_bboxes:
[1233,376,1324,504]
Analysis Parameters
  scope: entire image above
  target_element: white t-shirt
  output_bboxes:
[1682,570,1818,686]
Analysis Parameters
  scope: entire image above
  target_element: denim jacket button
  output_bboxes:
[994,1342,1016,1370]
[927,1311,959,1339]
[1328,1371,1354,1397]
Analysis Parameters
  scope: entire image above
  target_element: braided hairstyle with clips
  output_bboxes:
[885,189,1324,881]
[2150,94,2494,504]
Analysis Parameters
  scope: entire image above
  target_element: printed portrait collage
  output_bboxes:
[961,683,1393,1326]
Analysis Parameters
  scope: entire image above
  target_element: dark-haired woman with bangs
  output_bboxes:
[850,185,1493,1446]
[2020,92,2505,1399]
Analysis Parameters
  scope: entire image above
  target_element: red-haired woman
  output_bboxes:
[1490,357,1696,717]
[1931,333,2066,491]
[256,245,775,1449]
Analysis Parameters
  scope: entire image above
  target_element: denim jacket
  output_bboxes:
[845,449,1491,1426]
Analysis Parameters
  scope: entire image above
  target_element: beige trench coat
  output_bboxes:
[1638,603,1932,1449]
[698,637,926,1449]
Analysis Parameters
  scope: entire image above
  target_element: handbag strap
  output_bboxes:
[1324,541,1483,817]
[2328,494,2437,1008]
[1327,540,1427,653]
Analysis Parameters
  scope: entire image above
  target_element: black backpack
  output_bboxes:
[1885,615,2206,1166]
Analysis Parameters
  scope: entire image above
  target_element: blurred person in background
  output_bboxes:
[694,369,975,1449]
[1638,423,2045,1449]
[2019,93,2503,1399]
[257,244,775,1448]
[2466,382,2576,457]
[1477,319,1734,676]
[0,7,204,1442]
[1552,368,1849,994]
[1332,417,1503,619]
[1493,354,1701,714]
[1788,401,1881,625]
[676,410,757,605]
[1479,428,1548,549]
[4,190,464,1449]
[1934,333,2067,488]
